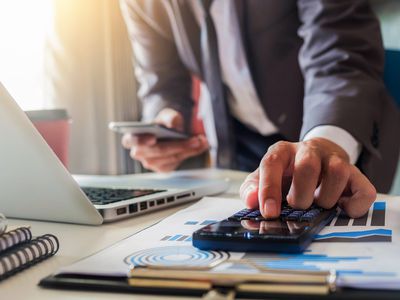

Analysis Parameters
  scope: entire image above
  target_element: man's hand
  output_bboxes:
[121,108,209,173]
[239,138,376,219]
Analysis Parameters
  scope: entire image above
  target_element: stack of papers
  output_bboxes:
[58,196,400,290]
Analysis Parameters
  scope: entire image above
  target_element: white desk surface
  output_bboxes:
[2,169,248,300]
[4,169,399,299]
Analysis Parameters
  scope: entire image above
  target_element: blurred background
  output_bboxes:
[0,0,399,193]
[0,0,138,176]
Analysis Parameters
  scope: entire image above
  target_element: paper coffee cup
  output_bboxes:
[26,109,71,168]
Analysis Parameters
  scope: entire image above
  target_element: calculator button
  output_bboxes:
[228,209,253,220]
[229,206,325,222]
[307,208,321,215]
[300,209,321,222]
[285,210,305,221]
[280,209,293,218]
[245,210,262,219]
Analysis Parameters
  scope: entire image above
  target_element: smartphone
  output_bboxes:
[108,122,189,140]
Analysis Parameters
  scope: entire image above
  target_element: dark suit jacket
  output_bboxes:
[120,0,400,192]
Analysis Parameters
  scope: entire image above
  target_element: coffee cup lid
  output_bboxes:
[25,109,70,121]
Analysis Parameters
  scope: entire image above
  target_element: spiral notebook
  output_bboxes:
[0,227,32,252]
[0,213,7,235]
[0,215,60,281]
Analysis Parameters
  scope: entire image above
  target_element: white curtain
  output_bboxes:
[44,0,139,175]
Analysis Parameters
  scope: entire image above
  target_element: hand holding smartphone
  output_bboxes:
[109,122,189,140]
[113,109,208,173]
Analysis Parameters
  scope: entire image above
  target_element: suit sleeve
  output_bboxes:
[297,0,387,159]
[120,0,194,133]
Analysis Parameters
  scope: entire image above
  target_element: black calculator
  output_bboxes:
[192,203,337,253]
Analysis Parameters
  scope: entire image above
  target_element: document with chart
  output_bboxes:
[56,196,400,290]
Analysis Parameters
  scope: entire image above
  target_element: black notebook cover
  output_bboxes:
[39,273,400,300]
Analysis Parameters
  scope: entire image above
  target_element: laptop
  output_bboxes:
[0,83,229,225]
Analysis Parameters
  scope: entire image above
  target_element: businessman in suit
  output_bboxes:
[120,0,400,219]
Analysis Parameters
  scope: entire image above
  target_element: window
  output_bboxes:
[0,0,53,110]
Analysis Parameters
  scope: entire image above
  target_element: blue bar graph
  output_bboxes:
[184,220,218,226]
[318,201,390,243]
[160,235,192,242]
[242,254,371,271]
[169,235,183,241]
[371,202,385,226]
[315,229,392,243]
[185,221,198,225]
[330,201,386,227]
[200,220,217,226]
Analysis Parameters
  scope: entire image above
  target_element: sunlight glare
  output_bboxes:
[0,0,53,110]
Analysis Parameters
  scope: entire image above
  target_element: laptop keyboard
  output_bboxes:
[82,187,165,205]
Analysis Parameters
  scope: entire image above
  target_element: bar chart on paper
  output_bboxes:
[159,202,393,243]
[237,253,397,278]
[58,197,400,291]
[160,234,192,242]
[314,201,392,243]
[227,200,396,280]
[160,220,218,243]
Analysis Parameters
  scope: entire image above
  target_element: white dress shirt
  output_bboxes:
[192,0,361,164]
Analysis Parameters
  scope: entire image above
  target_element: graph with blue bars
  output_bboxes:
[184,220,218,226]
[160,220,218,243]
[161,234,192,242]
[161,202,392,243]
[238,253,396,278]
[314,201,392,243]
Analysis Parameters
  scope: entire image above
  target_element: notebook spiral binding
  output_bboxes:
[0,234,59,281]
[0,227,32,252]
[0,213,6,235]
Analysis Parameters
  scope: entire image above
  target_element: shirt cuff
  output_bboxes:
[303,125,362,165]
